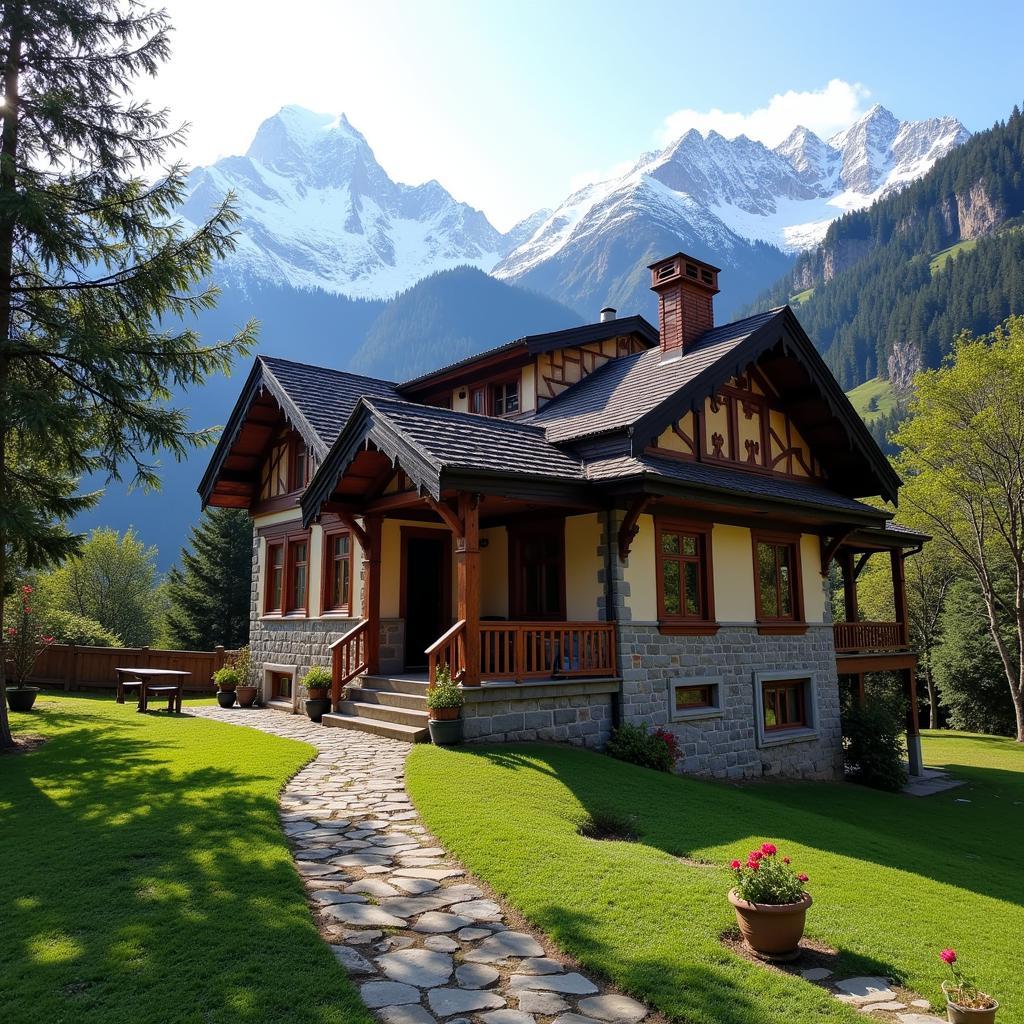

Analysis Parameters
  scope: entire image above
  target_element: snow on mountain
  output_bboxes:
[180,106,512,299]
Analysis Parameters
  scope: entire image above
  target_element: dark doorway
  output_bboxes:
[509,519,566,620]
[401,529,451,670]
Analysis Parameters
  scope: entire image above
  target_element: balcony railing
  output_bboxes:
[833,620,908,654]
[330,620,369,705]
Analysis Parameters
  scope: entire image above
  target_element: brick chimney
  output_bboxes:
[648,252,720,356]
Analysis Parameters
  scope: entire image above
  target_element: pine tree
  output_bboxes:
[165,509,252,651]
[0,4,257,747]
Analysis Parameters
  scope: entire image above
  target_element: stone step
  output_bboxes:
[336,699,429,728]
[344,686,427,712]
[321,712,429,743]
[358,674,430,696]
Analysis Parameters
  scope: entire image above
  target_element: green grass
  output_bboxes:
[0,694,373,1024]
[789,287,815,305]
[408,730,1024,1024]
[930,237,980,275]
[845,376,897,422]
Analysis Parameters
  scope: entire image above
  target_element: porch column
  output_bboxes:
[364,515,382,675]
[840,550,859,622]
[904,665,923,777]
[457,493,481,687]
[891,548,909,646]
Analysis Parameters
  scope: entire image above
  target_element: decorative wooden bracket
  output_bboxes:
[424,493,467,538]
[335,511,368,552]
[618,496,652,562]
[853,551,874,580]
[819,528,854,576]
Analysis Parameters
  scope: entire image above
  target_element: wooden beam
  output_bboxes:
[363,516,382,675]
[819,528,855,576]
[853,551,874,580]
[618,496,652,561]
[457,493,481,686]
[424,493,465,537]
[891,548,909,647]
[334,512,368,552]
[840,550,859,623]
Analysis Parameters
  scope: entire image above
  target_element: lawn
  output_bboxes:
[408,730,1024,1024]
[0,694,373,1024]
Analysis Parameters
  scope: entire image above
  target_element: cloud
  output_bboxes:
[659,79,871,148]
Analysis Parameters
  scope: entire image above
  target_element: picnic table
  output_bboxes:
[115,667,191,713]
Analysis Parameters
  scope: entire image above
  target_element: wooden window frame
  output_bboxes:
[264,539,285,615]
[261,527,310,617]
[508,518,566,621]
[655,518,717,635]
[762,679,809,732]
[751,531,806,635]
[321,526,354,616]
[289,439,310,493]
[490,375,521,418]
[284,533,310,615]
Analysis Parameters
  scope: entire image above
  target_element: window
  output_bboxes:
[291,443,309,491]
[655,520,715,632]
[510,520,565,620]
[260,430,311,500]
[762,679,808,731]
[752,534,803,628]
[271,672,293,700]
[676,684,714,709]
[287,537,309,613]
[491,379,520,417]
[323,529,353,614]
[670,679,722,721]
[470,386,485,415]
[265,542,285,613]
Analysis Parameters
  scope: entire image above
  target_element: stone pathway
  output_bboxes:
[798,971,943,1022]
[192,707,651,1024]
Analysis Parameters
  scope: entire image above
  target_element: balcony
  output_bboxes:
[833,620,908,654]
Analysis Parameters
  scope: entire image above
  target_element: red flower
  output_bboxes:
[797,873,809,883]
[761,842,777,856]
[749,850,763,862]
[783,856,791,864]
[730,859,741,870]
[940,949,957,965]
[6,626,15,636]
[748,860,760,872]
[21,585,32,594]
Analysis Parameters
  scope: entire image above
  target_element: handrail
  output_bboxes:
[479,621,616,683]
[833,620,908,654]
[427,619,466,688]
[331,620,369,707]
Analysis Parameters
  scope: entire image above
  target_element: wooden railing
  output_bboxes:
[426,619,466,688]
[479,621,616,682]
[833,621,908,654]
[330,621,369,707]
[21,643,234,693]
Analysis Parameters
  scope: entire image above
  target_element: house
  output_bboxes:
[200,251,926,780]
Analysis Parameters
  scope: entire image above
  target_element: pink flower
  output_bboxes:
[749,850,763,862]
[797,873,809,883]
[21,585,32,594]
[730,859,741,870]
[940,949,957,965]
[783,856,791,864]
[6,626,15,636]
[748,860,760,872]
[761,842,777,856]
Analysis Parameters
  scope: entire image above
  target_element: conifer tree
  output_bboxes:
[0,3,256,747]
[165,509,252,651]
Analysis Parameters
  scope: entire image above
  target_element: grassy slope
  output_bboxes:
[408,731,1023,1024]
[845,377,897,422]
[789,286,815,305]
[0,695,373,1024]
[929,238,980,275]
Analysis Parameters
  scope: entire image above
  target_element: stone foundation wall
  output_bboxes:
[461,681,616,747]
[617,622,843,780]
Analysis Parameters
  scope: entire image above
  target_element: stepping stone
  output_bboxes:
[552,1016,602,1024]
[458,927,492,941]
[435,884,485,904]
[481,1012,535,1024]
[896,1016,947,1024]
[835,978,898,1003]
[800,967,833,981]
[332,853,392,868]
[412,912,474,934]
[578,995,647,1022]
[428,988,506,1016]
[424,935,459,953]
[323,903,407,928]
[380,896,452,917]
[448,899,503,921]
[340,928,382,944]
[330,945,376,975]
[295,848,340,861]
[359,980,420,1008]
[456,963,500,989]
[346,879,400,898]
[464,931,544,962]
[391,877,440,895]
[314,892,368,905]
[518,992,570,1014]
[296,862,343,876]
[365,865,392,875]
[377,948,454,988]
[862,1002,906,1013]
[518,958,564,975]
[376,1005,437,1024]
[394,867,464,880]
[510,974,600,995]
[910,1001,932,1010]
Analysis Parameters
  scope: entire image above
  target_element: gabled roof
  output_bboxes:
[301,398,585,524]
[398,315,659,394]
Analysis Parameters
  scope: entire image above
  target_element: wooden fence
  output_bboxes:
[21,643,237,694]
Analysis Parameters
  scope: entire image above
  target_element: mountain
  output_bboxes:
[493,104,969,318]
[180,106,514,299]
[749,104,1024,391]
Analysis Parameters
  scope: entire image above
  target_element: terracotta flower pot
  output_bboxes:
[236,685,258,708]
[728,889,812,960]
[429,706,460,721]
[943,983,999,1024]
[307,687,329,701]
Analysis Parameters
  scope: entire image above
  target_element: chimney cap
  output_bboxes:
[599,306,616,322]
[647,251,721,274]
[648,252,721,295]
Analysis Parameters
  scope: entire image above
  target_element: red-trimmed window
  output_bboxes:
[675,684,714,712]
[323,529,353,614]
[286,536,309,614]
[754,536,802,623]
[655,520,714,630]
[491,378,520,417]
[762,679,808,731]
[265,541,285,614]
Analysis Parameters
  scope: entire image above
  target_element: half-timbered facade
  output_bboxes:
[200,250,926,780]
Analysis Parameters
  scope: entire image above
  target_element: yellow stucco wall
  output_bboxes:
[565,513,603,620]
[801,534,826,623]
[711,524,757,621]
[521,364,537,413]
[623,514,658,621]
[480,527,509,618]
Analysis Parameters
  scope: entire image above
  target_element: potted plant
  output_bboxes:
[302,665,333,722]
[213,665,240,708]
[231,647,257,708]
[727,843,812,960]
[426,667,464,745]
[3,585,55,712]
[940,949,999,1023]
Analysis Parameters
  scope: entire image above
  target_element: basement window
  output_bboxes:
[754,672,819,746]
[671,678,723,721]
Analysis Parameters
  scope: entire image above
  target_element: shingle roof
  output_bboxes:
[364,398,584,480]
[585,450,886,518]
[531,309,785,443]
[260,356,398,450]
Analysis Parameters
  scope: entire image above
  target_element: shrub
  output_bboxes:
[606,722,680,773]
[842,681,908,791]
[302,665,332,692]
[42,609,122,647]
[426,667,463,711]
[729,843,809,905]
[213,666,241,690]
[226,645,252,685]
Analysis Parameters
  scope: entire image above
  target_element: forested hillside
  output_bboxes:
[753,105,1024,390]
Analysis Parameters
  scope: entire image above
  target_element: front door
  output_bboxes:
[402,531,451,670]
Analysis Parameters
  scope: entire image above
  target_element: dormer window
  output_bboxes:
[491,379,519,417]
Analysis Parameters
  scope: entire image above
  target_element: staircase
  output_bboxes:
[321,674,430,743]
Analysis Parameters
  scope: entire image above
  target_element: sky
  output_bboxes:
[149,0,1024,231]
